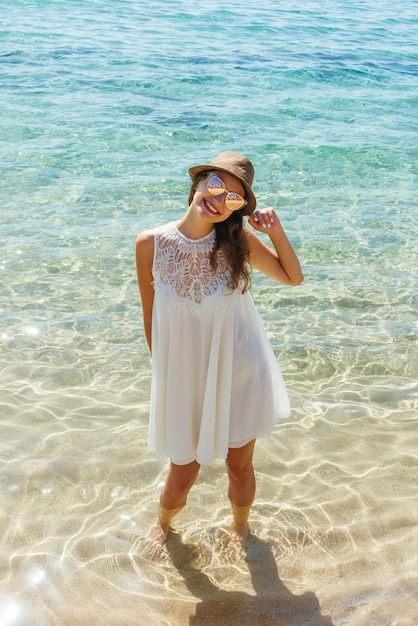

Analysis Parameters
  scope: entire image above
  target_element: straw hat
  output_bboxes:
[188,151,256,215]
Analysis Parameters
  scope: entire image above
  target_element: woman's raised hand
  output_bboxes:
[247,207,282,233]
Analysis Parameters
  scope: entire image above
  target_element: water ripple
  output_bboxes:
[1,0,417,623]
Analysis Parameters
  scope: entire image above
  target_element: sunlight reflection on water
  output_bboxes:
[1,0,417,623]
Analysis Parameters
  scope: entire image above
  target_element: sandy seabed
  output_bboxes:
[1,376,417,626]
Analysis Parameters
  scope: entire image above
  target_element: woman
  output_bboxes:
[136,151,303,555]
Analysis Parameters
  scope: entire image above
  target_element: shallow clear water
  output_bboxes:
[1,0,417,624]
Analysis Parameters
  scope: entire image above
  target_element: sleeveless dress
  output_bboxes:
[149,222,291,466]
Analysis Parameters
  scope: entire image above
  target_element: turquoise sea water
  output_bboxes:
[1,1,417,624]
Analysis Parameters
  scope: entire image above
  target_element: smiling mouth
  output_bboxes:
[203,199,219,215]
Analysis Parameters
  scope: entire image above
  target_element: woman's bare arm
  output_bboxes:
[135,230,155,353]
[246,207,303,286]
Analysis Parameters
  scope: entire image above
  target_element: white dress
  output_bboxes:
[149,222,291,466]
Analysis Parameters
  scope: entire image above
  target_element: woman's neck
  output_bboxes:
[175,211,214,241]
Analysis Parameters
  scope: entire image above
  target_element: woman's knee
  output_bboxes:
[166,460,200,495]
[225,441,255,479]
[226,458,253,481]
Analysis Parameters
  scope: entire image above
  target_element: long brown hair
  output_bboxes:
[188,172,252,292]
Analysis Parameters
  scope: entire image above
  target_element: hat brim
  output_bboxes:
[188,164,256,215]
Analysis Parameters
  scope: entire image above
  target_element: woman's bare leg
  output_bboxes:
[160,460,201,514]
[147,460,200,556]
[225,440,256,547]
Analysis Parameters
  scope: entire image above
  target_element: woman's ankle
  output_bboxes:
[158,504,184,533]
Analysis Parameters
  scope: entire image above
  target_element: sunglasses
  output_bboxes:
[206,174,247,211]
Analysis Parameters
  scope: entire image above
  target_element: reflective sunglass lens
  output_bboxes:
[207,176,225,195]
[225,195,245,210]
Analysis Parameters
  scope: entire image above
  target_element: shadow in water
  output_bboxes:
[166,532,334,626]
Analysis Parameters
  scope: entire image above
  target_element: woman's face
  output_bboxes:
[191,170,246,223]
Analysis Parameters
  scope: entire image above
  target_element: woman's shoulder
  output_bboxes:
[136,228,155,251]
[136,221,173,246]
[136,223,168,260]
[136,222,180,266]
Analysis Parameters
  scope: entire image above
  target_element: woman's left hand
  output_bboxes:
[247,207,281,233]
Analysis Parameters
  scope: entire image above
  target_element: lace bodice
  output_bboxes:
[153,223,231,305]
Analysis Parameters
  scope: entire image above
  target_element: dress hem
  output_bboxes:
[149,424,289,466]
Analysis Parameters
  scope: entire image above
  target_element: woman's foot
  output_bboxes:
[145,520,168,560]
[228,500,252,551]
[227,522,249,551]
